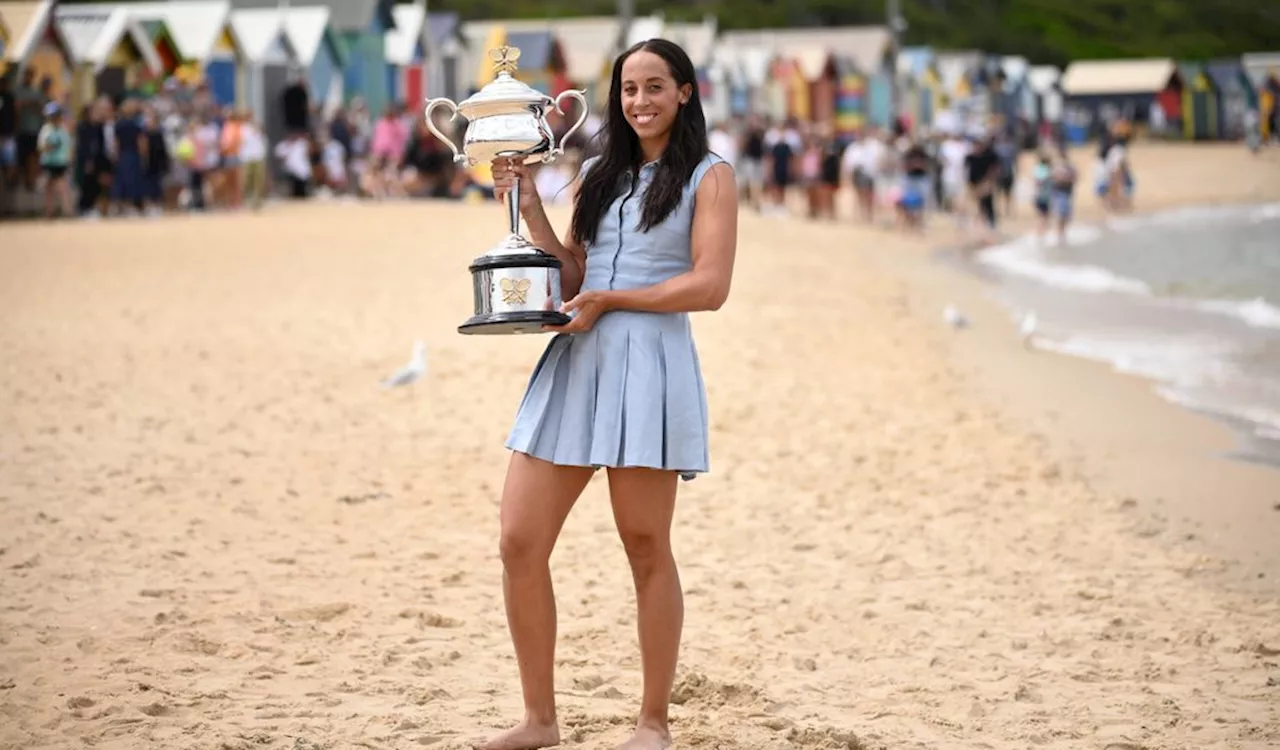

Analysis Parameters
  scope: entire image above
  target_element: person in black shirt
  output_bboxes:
[739,114,766,211]
[964,135,1000,238]
[898,140,931,230]
[0,73,16,187]
[281,73,310,136]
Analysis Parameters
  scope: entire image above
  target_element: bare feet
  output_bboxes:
[471,719,560,750]
[615,724,672,750]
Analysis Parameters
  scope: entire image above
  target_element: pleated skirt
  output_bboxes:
[505,310,710,480]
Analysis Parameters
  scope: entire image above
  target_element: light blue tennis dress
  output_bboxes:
[505,152,726,481]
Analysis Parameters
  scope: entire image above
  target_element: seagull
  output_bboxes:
[382,340,428,389]
[1019,311,1038,348]
[943,304,969,329]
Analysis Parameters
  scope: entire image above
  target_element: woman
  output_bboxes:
[480,38,737,750]
[110,98,146,214]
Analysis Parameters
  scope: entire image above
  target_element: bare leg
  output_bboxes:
[473,452,593,750]
[607,467,681,750]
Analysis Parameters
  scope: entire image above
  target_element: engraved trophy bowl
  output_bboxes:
[424,44,590,335]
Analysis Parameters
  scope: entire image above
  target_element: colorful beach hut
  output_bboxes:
[1204,60,1253,139]
[1060,57,1180,141]
[55,4,162,107]
[423,12,465,103]
[1177,62,1220,140]
[78,2,246,107]
[228,7,299,141]
[385,1,427,106]
[0,0,72,97]
[133,18,183,79]
[1242,52,1280,141]
[1026,65,1063,124]
[233,0,396,113]
[280,5,345,114]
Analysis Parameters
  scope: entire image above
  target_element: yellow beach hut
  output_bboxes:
[55,5,163,109]
[0,0,73,99]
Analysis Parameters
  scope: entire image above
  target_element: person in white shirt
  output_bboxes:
[707,119,738,171]
[938,131,972,218]
[238,114,268,209]
[274,132,312,199]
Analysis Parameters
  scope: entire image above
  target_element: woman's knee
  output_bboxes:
[498,522,554,569]
[618,528,672,579]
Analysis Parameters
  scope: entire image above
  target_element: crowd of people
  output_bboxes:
[3,64,1142,249]
[699,112,1146,247]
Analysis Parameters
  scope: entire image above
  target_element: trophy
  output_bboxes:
[425,45,589,335]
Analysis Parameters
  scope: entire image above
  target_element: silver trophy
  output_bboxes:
[425,45,589,335]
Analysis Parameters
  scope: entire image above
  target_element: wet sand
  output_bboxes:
[1,143,1279,750]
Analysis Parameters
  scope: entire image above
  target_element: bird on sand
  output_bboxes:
[382,340,428,389]
[1019,311,1038,348]
[943,304,969,329]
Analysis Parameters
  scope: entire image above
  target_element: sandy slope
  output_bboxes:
[1,146,1278,750]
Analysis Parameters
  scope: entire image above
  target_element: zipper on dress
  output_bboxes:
[609,172,638,290]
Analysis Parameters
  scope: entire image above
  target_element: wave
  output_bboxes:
[1037,333,1280,441]
[975,202,1280,331]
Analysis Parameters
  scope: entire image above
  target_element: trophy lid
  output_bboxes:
[460,45,552,109]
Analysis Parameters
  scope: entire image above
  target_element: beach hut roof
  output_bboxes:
[227,8,294,64]
[385,2,424,66]
[55,4,162,74]
[1000,55,1029,83]
[1060,58,1176,95]
[1025,65,1060,93]
[719,26,892,77]
[626,16,664,48]
[0,0,65,65]
[63,2,236,63]
[229,0,394,33]
[278,5,340,67]
[1241,52,1280,88]
[709,43,772,88]
[462,16,626,83]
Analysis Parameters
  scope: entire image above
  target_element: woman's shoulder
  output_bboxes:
[690,151,730,191]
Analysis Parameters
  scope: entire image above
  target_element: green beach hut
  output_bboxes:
[1178,62,1220,140]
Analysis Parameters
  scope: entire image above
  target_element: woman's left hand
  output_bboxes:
[543,291,614,334]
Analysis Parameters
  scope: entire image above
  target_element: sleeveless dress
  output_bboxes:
[505,153,726,481]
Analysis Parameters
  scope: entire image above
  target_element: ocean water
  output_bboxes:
[975,203,1280,466]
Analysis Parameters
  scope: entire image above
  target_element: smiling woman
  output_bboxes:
[478,38,738,750]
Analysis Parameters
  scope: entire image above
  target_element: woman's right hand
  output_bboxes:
[491,156,541,212]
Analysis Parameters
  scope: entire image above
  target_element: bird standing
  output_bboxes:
[382,340,428,390]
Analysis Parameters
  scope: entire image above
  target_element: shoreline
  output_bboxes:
[880,145,1280,593]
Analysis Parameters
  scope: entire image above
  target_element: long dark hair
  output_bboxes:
[570,39,708,247]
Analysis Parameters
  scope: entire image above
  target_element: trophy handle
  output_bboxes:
[424,97,468,165]
[548,89,589,162]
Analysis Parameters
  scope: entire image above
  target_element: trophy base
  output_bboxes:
[458,310,572,335]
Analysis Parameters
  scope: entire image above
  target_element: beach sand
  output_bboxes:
[1,143,1279,750]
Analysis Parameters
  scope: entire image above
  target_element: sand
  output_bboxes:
[1,143,1279,750]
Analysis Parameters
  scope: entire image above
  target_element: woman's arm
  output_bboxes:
[606,162,738,313]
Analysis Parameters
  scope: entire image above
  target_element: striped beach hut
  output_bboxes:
[1177,61,1220,140]
[55,4,162,107]
[0,1,72,97]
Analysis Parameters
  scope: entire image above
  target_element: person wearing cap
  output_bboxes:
[37,101,73,218]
